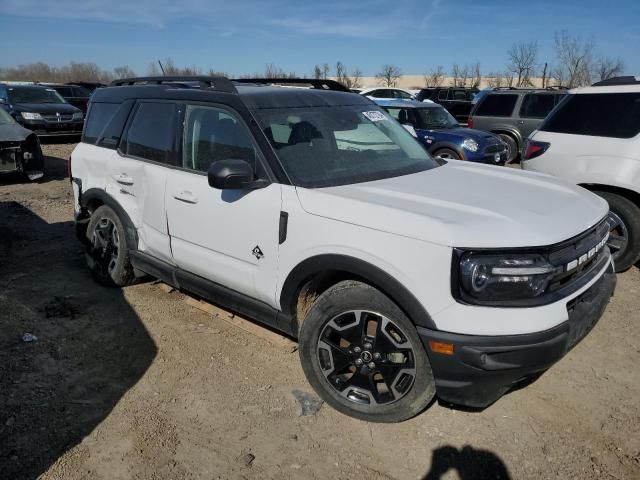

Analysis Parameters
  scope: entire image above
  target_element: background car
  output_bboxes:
[0,107,44,180]
[468,87,567,162]
[376,99,508,164]
[67,81,106,92]
[0,83,84,137]
[45,84,92,113]
[359,87,417,100]
[521,77,640,271]
[414,87,479,125]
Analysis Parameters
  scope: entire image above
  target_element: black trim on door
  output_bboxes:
[129,250,295,336]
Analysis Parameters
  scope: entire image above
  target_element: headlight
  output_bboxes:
[72,112,84,120]
[21,112,43,120]
[462,138,478,152]
[458,253,557,302]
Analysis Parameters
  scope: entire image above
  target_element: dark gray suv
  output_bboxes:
[468,88,567,162]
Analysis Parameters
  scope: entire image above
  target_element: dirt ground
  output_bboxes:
[1,142,639,480]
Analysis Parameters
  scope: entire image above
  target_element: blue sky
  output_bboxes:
[1,0,638,77]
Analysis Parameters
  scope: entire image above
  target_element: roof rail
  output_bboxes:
[233,78,351,92]
[109,76,237,93]
[492,86,518,90]
[592,76,640,86]
[544,85,568,90]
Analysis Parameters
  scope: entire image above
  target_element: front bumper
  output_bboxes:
[418,266,616,408]
[17,118,83,136]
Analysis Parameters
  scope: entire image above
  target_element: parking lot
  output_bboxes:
[0,143,637,480]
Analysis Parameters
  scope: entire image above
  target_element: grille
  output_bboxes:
[42,113,74,122]
[484,143,507,154]
[546,218,610,293]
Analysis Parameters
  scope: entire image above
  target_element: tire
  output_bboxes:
[497,133,518,163]
[595,191,640,272]
[298,280,436,423]
[85,205,136,287]
[434,148,461,160]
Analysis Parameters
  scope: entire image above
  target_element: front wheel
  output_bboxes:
[434,148,461,160]
[596,191,640,272]
[298,281,436,423]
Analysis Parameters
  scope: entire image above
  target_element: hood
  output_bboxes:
[0,122,33,142]
[296,162,608,248]
[417,127,499,144]
[11,102,81,114]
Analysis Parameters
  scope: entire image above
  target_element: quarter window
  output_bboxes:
[541,93,640,138]
[475,94,518,117]
[82,102,119,145]
[125,102,177,164]
[182,105,256,173]
[519,94,557,119]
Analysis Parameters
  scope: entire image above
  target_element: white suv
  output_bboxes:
[71,76,615,422]
[522,77,640,271]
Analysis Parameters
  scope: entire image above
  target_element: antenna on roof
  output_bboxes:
[158,60,166,76]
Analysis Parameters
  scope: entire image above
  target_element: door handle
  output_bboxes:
[113,173,134,185]
[173,191,199,204]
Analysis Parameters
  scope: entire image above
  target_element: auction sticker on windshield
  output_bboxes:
[362,111,387,122]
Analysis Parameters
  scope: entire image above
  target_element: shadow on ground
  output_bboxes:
[423,445,511,480]
[0,201,157,480]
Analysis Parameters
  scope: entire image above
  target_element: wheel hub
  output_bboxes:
[316,310,417,405]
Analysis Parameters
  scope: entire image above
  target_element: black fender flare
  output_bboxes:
[429,141,465,159]
[80,188,139,249]
[280,254,436,329]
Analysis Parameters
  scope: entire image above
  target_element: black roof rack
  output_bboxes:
[109,76,237,93]
[492,86,518,90]
[233,78,350,92]
[592,76,640,86]
[545,86,568,90]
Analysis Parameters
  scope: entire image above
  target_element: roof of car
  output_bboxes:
[569,84,640,94]
[374,99,441,108]
[483,88,567,95]
[90,83,373,109]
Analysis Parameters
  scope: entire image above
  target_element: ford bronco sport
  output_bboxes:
[71,76,615,422]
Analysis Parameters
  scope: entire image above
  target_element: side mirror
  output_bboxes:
[208,159,267,190]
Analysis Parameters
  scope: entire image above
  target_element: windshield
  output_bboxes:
[414,106,459,129]
[255,105,439,188]
[0,108,16,124]
[7,87,67,104]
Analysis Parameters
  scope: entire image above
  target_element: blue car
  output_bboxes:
[375,99,508,164]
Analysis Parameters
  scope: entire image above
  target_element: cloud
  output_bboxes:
[0,0,422,38]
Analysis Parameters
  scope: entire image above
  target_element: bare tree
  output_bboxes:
[113,65,136,79]
[554,30,595,87]
[313,64,323,79]
[486,72,504,88]
[540,62,548,88]
[350,68,363,88]
[471,62,482,88]
[595,57,624,82]
[335,61,348,85]
[376,64,402,87]
[451,63,462,87]
[507,41,538,87]
[0,61,113,83]
[424,66,445,87]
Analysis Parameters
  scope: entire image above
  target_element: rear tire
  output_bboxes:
[497,133,518,163]
[298,280,436,423]
[85,205,136,287]
[595,191,640,272]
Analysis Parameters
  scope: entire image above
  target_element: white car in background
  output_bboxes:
[359,87,417,101]
[522,76,640,271]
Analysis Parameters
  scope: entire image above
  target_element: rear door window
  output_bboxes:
[475,94,518,117]
[124,102,178,164]
[541,93,640,138]
[438,90,449,100]
[519,94,556,118]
